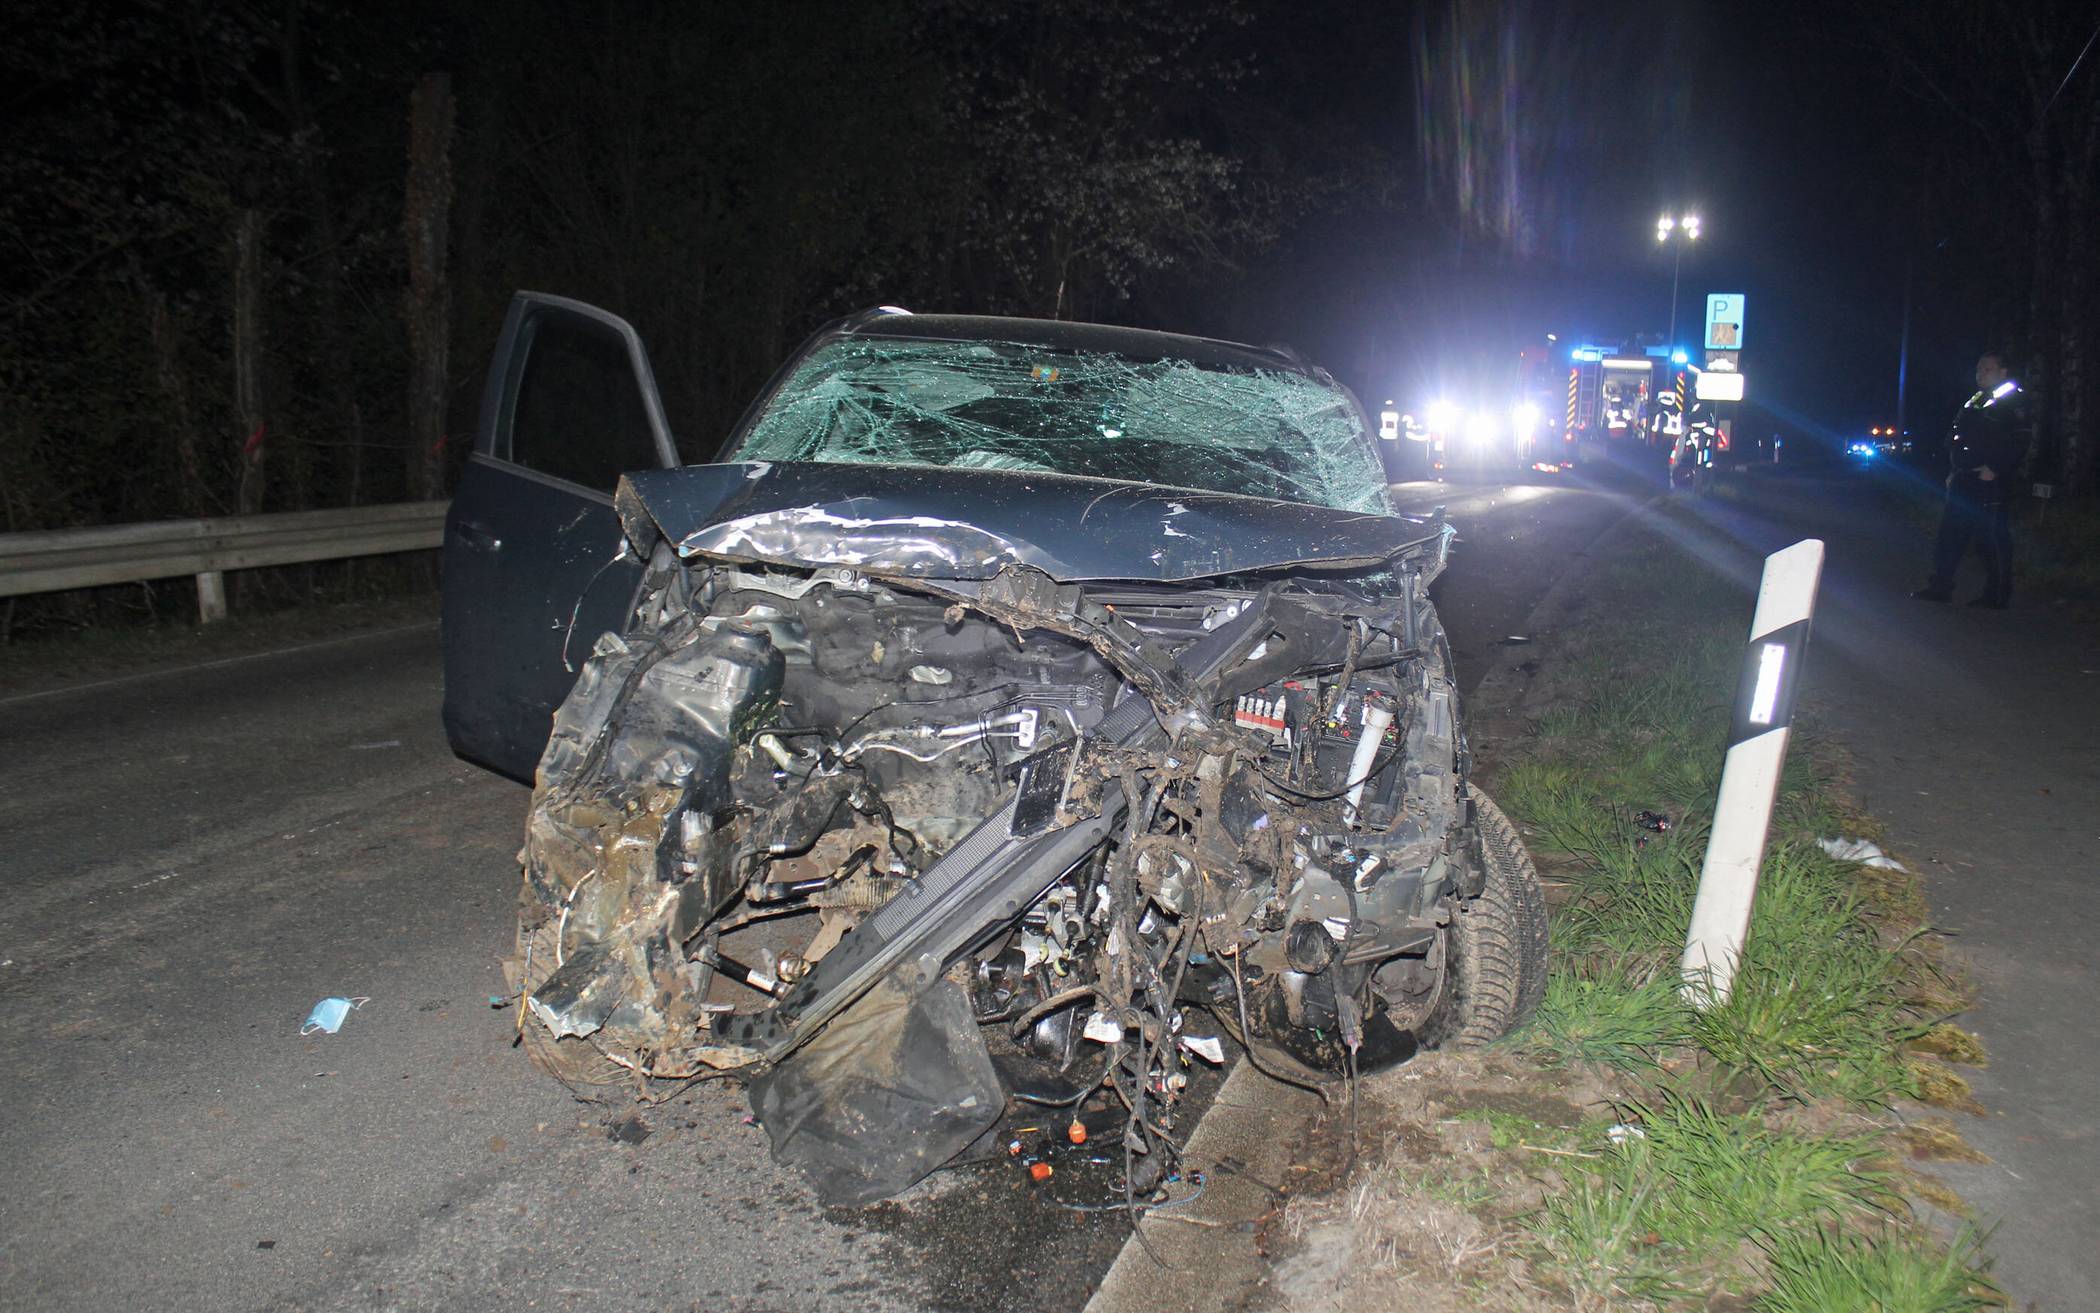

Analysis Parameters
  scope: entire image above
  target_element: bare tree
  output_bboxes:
[404,71,454,501]
[142,279,210,517]
[231,207,269,517]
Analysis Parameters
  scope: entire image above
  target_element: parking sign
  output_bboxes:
[1705,294,1745,351]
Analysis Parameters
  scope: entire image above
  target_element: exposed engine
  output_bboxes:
[508,509,1542,1205]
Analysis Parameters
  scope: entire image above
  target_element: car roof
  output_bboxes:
[836,310,1316,377]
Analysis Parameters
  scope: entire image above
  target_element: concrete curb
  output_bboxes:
[1080,1057,1322,1313]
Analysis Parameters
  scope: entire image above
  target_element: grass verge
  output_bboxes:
[1269,501,2000,1311]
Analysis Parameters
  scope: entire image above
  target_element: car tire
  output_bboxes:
[1403,788,1550,1049]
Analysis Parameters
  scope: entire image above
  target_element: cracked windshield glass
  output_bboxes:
[730,336,1393,514]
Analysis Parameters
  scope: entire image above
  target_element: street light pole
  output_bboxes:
[1667,239,1684,349]
[1656,212,1702,351]
[1895,248,1912,445]
[1655,213,1703,455]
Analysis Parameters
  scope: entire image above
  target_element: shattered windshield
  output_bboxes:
[726,336,1392,514]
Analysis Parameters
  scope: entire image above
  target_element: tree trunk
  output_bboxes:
[2058,156,2090,495]
[451,77,497,444]
[232,208,268,517]
[2024,122,2059,485]
[2059,96,2099,496]
[278,0,365,507]
[144,282,210,517]
[404,71,455,501]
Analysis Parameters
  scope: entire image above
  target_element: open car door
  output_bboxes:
[441,293,678,781]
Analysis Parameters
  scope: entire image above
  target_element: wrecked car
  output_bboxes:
[441,293,1548,1205]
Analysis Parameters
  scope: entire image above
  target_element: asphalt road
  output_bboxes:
[0,471,1633,1313]
[1386,474,1647,694]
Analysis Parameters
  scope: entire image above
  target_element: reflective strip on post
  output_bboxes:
[1682,538,1825,1007]
[1728,617,1810,746]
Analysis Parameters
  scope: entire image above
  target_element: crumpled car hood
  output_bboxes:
[615,460,1437,583]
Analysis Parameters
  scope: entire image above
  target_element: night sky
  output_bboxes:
[1124,2,2015,448]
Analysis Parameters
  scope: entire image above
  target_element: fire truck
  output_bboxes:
[1564,345,1690,463]
[1513,344,1575,471]
[1409,346,1572,478]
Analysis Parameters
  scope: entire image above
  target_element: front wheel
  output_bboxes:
[1378,789,1550,1049]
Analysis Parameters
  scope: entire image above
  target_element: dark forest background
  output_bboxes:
[3,0,2095,630]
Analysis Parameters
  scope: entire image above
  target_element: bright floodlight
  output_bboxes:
[1464,411,1496,446]
[1512,402,1540,437]
[1658,214,1675,231]
[1683,214,1702,239]
[1425,399,1458,432]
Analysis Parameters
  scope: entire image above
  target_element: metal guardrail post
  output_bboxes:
[197,571,229,625]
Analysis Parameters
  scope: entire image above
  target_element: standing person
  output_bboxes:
[1912,351,2032,608]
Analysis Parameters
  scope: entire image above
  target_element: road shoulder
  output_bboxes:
[0,590,438,702]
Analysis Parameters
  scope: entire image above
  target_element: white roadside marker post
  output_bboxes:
[1681,538,1826,1007]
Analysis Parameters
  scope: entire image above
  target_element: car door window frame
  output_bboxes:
[478,292,679,494]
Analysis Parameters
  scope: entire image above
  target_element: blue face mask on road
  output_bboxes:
[301,996,369,1035]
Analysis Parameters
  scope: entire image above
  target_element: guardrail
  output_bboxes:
[0,501,450,623]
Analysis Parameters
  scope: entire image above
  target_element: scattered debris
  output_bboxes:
[1819,836,1909,871]
[1634,809,1671,833]
[1180,1034,1226,1064]
[607,1113,653,1146]
[300,996,369,1036]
